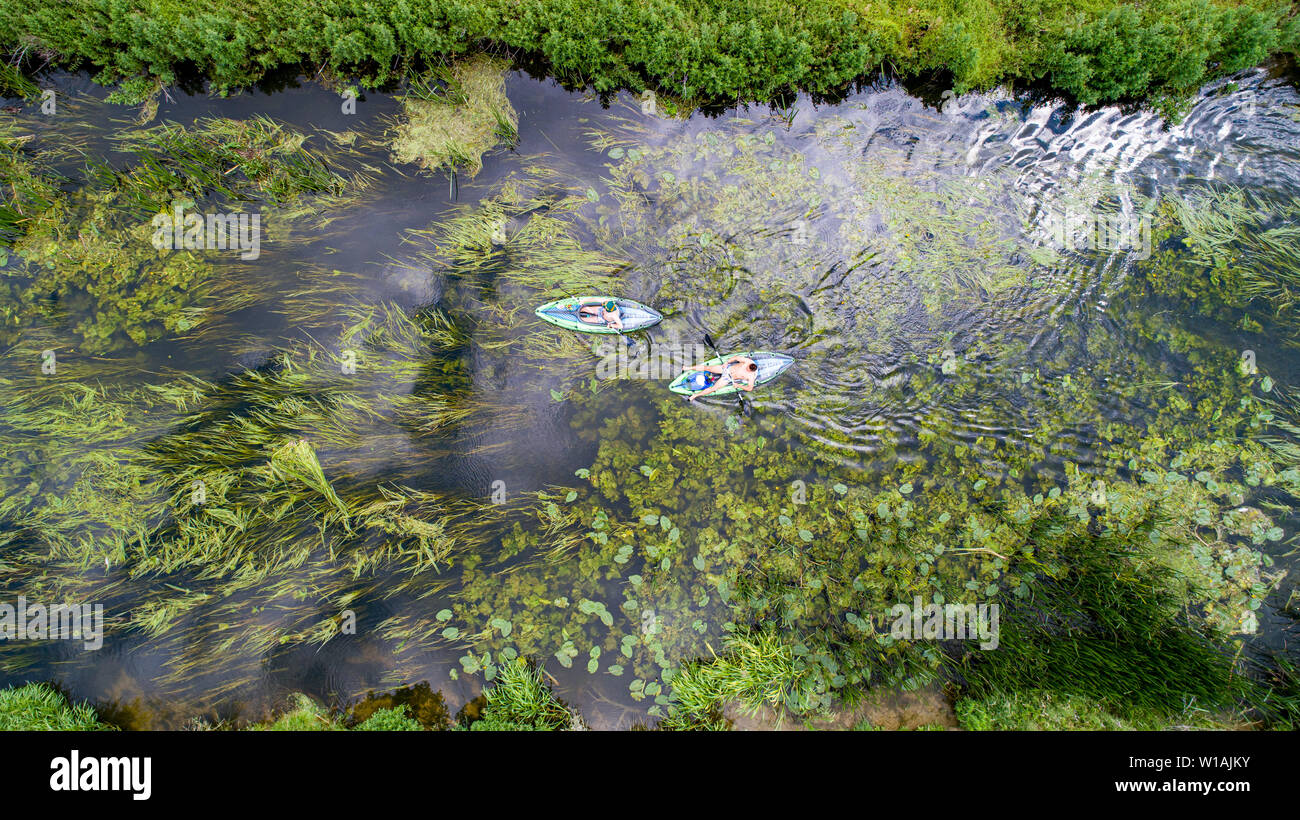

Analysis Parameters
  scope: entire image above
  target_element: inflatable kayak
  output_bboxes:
[534,297,663,334]
[668,352,794,396]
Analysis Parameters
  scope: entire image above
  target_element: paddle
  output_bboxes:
[701,333,746,411]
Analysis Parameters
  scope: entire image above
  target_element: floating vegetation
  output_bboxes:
[389,55,518,178]
[111,115,356,208]
[408,165,625,293]
[9,184,217,350]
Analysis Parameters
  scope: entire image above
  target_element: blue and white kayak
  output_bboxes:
[668,351,794,396]
[534,297,663,334]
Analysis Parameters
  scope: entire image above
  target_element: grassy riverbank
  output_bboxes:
[0,659,580,730]
[5,669,1285,730]
[2,1,1298,111]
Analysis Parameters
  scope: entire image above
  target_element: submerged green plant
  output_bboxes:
[382,103,1296,727]
[952,689,1241,731]
[389,55,518,177]
[1,113,371,351]
[1139,188,1300,329]
[111,115,356,209]
[957,512,1251,719]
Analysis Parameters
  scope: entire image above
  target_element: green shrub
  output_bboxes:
[0,0,1293,111]
[353,706,424,731]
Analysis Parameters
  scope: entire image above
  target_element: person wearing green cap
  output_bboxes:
[577,298,624,330]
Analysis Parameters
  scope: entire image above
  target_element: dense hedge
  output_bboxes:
[2,0,1297,107]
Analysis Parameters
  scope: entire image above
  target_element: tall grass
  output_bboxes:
[0,683,112,730]
[956,512,1248,721]
[469,658,576,730]
[663,627,829,728]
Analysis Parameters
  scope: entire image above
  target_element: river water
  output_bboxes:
[2,63,1298,728]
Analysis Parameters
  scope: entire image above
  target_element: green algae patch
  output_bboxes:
[389,56,518,178]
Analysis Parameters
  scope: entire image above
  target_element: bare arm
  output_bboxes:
[688,380,728,401]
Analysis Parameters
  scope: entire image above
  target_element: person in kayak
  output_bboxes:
[577,299,623,330]
[685,356,759,401]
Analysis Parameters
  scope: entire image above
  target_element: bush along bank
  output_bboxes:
[1,0,1298,114]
